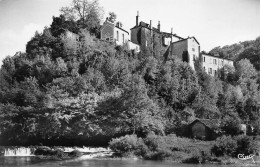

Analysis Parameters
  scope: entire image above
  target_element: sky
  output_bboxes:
[0,0,260,66]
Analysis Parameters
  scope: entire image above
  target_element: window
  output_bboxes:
[214,70,217,76]
[204,67,206,71]
[208,68,212,74]
[182,51,189,63]
[221,61,224,66]
[122,34,124,43]
[193,55,196,61]
[192,48,195,51]
[213,59,217,65]
[116,31,119,41]
[203,56,205,62]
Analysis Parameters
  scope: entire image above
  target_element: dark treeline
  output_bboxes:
[0,0,260,146]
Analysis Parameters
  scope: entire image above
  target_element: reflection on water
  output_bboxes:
[0,157,247,167]
[60,159,197,167]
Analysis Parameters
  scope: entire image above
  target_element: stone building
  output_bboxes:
[170,37,200,70]
[130,12,200,70]
[100,19,129,45]
[101,12,234,74]
[201,53,234,77]
[100,19,140,52]
[130,12,184,57]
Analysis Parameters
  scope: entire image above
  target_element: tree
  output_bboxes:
[60,0,104,36]
[236,59,257,80]
[26,28,57,59]
[107,12,117,23]
[96,75,165,136]
[50,15,79,37]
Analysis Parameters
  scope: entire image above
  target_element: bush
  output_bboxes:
[144,133,191,153]
[182,155,202,164]
[144,149,173,160]
[34,146,52,155]
[109,134,147,157]
[182,148,211,164]
[0,146,5,156]
[34,147,69,159]
[212,135,259,158]
[68,150,82,157]
[109,133,214,161]
[221,114,242,136]
[235,135,259,155]
[211,135,237,157]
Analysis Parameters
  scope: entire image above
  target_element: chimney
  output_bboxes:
[158,21,160,32]
[136,11,139,26]
[171,28,173,43]
[150,20,152,36]
[170,28,173,55]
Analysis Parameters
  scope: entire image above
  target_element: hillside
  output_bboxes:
[0,1,259,147]
[209,37,260,71]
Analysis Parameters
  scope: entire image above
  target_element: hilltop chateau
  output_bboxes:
[98,12,234,75]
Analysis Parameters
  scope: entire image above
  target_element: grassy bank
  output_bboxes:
[108,133,260,164]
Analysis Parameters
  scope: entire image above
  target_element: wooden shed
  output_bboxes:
[186,119,220,140]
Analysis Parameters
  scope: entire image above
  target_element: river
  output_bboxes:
[0,157,255,167]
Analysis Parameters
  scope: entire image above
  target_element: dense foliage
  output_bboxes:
[109,133,213,162]
[211,135,259,157]
[0,1,259,146]
[208,37,260,84]
[109,134,259,162]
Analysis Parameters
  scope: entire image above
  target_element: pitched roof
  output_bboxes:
[101,20,129,34]
[131,21,184,40]
[162,32,184,40]
[201,53,233,61]
[115,25,129,34]
[171,36,200,45]
[190,119,219,130]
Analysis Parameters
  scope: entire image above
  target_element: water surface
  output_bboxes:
[0,157,255,167]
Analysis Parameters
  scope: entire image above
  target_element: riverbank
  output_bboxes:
[108,133,260,165]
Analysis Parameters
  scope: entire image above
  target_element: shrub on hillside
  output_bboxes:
[0,146,5,156]
[221,114,242,136]
[68,150,82,157]
[34,147,69,159]
[234,135,259,155]
[212,135,259,157]
[182,148,211,164]
[144,133,211,161]
[144,133,192,153]
[211,135,237,157]
[109,133,213,161]
[109,134,147,157]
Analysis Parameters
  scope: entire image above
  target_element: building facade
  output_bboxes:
[170,37,200,70]
[130,12,185,59]
[102,12,235,74]
[187,119,219,140]
[130,12,201,70]
[101,19,140,52]
[100,20,130,45]
[201,53,234,77]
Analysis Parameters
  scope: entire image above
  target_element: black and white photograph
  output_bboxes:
[0,0,260,166]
